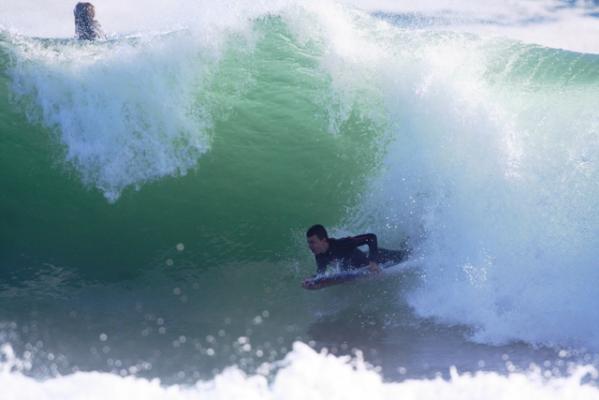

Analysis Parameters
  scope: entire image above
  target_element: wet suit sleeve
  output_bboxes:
[315,255,328,275]
[350,233,378,262]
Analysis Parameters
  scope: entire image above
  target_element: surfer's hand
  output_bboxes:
[368,261,382,274]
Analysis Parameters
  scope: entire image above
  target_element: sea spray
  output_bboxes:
[334,18,599,348]
[5,32,217,202]
[1,342,599,400]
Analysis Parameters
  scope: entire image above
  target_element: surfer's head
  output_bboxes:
[75,2,96,22]
[74,2,99,40]
[306,224,329,255]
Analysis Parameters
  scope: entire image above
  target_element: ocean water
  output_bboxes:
[1,0,598,398]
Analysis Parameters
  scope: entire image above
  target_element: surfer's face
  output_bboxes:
[307,235,328,255]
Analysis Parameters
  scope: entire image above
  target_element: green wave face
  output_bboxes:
[0,17,384,279]
[1,11,598,278]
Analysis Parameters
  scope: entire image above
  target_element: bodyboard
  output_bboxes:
[301,262,402,290]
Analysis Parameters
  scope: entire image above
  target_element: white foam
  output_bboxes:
[2,0,294,201]
[279,2,599,350]
[5,32,217,201]
[300,6,599,349]
[378,42,599,349]
[1,342,598,400]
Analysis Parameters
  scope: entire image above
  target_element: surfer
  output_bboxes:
[306,224,409,275]
[74,2,106,41]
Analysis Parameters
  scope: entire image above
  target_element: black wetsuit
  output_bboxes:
[314,233,408,274]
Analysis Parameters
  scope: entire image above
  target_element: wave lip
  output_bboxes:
[5,32,214,201]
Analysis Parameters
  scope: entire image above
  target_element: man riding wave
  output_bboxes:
[305,224,409,276]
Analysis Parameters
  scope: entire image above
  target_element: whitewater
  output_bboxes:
[1,0,598,398]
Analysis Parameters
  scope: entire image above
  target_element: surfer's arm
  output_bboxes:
[350,233,378,262]
[351,234,382,273]
[315,255,328,275]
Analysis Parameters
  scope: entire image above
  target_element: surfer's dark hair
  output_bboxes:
[74,3,96,26]
[306,224,328,240]
[74,2,104,41]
